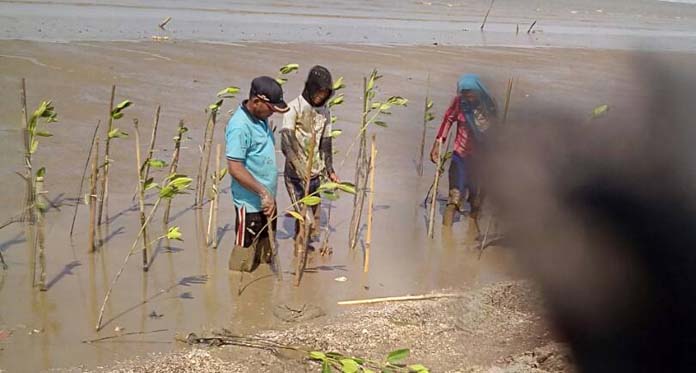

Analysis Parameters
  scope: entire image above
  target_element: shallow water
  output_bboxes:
[1,0,696,50]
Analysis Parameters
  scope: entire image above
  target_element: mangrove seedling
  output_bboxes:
[88,137,100,252]
[348,69,407,251]
[206,144,226,249]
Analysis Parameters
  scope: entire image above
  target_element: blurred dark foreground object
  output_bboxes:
[483,57,696,372]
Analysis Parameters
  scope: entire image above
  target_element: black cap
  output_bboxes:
[250,76,289,113]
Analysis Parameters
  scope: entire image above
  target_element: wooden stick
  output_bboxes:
[83,328,168,344]
[338,293,463,306]
[516,24,520,36]
[98,85,116,226]
[348,76,369,251]
[20,78,34,225]
[418,74,430,177]
[206,144,221,248]
[133,119,150,272]
[89,137,100,253]
[71,120,101,238]
[427,141,444,238]
[502,78,514,125]
[364,134,377,273]
[35,172,46,291]
[527,20,537,34]
[96,198,162,331]
[163,120,185,227]
[480,0,495,31]
[295,127,317,287]
[158,17,172,30]
[143,105,161,183]
[196,111,216,208]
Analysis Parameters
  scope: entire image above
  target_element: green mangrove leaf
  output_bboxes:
[592,104,609,119]
[333,76,345,91]
[386,349,410,364]
[35,130,53,137]
[108,128,128,139]
[36,167,46,178]
[374,121,388,128]
[322,360,331,373]
[339,359,359,373]
[330,129,342,138]
[337,182,356,194]
[148,159,167,168]
[386,96,408,106]
[279,63,300,75]
[287,210,304,222]
[165,226,183,241]
[301,195,321,206]
[144,177,159,191]
[115,100,132,111]
[329,95,344,108]
[309,351,326,361]
[217,86,241,98]
[408,364,430,372]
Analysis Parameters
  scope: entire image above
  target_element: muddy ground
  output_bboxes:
[96,281,573,373]
[1,40,695,372]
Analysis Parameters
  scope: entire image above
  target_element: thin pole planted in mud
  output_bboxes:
[480,0,495,31]
[349,77,369,251]
[35,171,47,291]
[196,110,217,208]
[133,119,151,272]
[163,120,185,227]
[143,105,161,183]
[20,78,34,225]
[502,78,514,125]
[70,120,101,238]
[427,141,444,238]
[418,75,431,177]
[295,129,317,287]
[206,144,221,248]
[364,134,377,273]
[96,198,162,331]
[98,85,116,226]
[89,137,100,253]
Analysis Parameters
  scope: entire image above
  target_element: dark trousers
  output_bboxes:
[449,152,480,213]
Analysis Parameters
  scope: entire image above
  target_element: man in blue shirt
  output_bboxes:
[226,76,288,272]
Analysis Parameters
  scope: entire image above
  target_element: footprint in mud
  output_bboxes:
[272,304,325,323]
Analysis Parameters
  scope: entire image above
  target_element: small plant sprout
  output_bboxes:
[133,119,152,272]
[96,173,192,331]
[19,81,58,290]
[418,75,435,177]
[308,348,429,372]
[276,63,300,85]
[98,85,131,226]
[348,69,408,251]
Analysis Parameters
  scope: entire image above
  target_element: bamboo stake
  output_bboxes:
[418,75,431,177]
[98,85,116,226]
[89,137,100,253]
[196,110,217,208]
[206,144,221,248]
[96,198,162,331]
[143,105,161,183]
[349,77,369,250]
[20,79,34,225]
[364,135,377,273]
[338,293,463,306]
[163,120,185,227]
[70,120,101,238]
[480,0,495,31]
[502,78,514,125]
[295,129,317,287]
[427,141,444,238]
[35,171,46,291]
[133,119,151,272]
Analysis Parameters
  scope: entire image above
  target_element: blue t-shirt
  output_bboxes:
[225,103,278,213]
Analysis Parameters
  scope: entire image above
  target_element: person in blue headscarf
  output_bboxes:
[430,74,497,234]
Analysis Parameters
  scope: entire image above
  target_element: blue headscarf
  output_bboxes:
[457,74,496,143]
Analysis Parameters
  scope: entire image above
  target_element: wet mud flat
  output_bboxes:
[1,40,695,372]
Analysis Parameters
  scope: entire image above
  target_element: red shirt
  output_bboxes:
[435,96,474,157]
